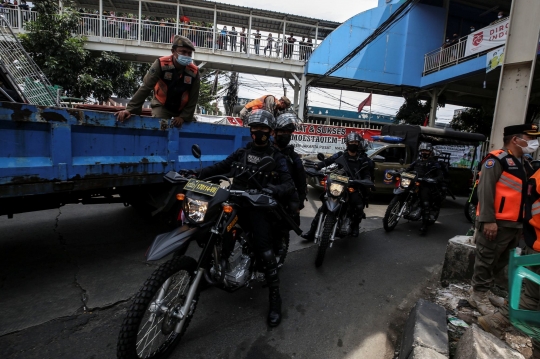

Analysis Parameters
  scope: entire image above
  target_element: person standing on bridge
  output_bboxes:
[114,35,200,128]
[469,124,540,315]
[239,94,291,119]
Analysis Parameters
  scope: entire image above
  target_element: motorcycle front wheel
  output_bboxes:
[315,213,336,268]
[383,196,403,232]
[117,256,198,359]
[464,200,477,224]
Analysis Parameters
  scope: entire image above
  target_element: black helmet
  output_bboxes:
[418,143,433,152]
[275,113,299,131]
[245,110,276,130]
[345,131,367,151]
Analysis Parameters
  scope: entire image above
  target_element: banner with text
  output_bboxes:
[433,145,480,169]
[465,19,509,57]
[291,124,380,155]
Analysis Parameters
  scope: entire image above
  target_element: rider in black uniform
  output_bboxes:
[301,132,372,239]
[196,110,295,327]
[273,113,307,225]
[405,143,444,234]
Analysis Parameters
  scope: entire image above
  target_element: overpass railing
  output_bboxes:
[423,17,508,76]
[4,8,317,62]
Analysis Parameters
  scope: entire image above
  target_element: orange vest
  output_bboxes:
[154,56,198,112]
[245,95,274,112]
[476,149,526,222]
[524,170,540,251]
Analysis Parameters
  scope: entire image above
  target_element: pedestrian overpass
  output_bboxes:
[3,0,340,120]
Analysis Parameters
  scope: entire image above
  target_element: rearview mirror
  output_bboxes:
[317,153,325,161]
[372,155,385,163]
[191,144,202,159]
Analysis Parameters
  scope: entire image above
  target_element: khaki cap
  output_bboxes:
[172,35,195,52]
[280,96,291,107]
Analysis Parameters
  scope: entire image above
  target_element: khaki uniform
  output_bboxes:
[126,58,200,121]
[472,148,526,292]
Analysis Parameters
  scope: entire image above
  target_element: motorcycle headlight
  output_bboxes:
[329,183,344,196]
[401,178,411,188]
[186,198,209,223]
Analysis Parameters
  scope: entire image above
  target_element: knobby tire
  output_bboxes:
[117,256,198,359]
[383,196,402,232]
[315,213,335,268]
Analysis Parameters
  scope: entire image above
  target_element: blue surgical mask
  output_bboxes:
[176,55,192,66]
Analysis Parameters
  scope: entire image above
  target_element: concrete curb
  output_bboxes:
[399,299,449,359]
[440,235,475,282]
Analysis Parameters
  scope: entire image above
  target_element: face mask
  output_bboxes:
[176,55,192,66]
[421,152,430,159]
[470,28,475,32]
[516,138,539,154]
[275,134,292,147]
[251,130,270,145]
[498,15,502,19]
[347,144,359,153]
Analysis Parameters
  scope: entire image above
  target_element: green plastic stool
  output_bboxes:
[508,249,540,342]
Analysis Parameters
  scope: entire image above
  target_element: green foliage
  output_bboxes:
[450,107,493,137]
[19,0,150,103]
[395,98,431,125]
[198,70,223,114]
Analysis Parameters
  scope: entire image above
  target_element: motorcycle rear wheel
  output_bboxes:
[315,213,336,268]
[383,196,402,232]
[117,256,198,359]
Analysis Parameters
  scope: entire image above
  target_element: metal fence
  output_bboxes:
[423,38,467,75]
[0,7,36,30]
[76,13,317,62]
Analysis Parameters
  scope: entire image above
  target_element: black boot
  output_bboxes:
[268,286,282,327]
[301,209,321,242]
[350,219,360,237]
[261,250,282,327]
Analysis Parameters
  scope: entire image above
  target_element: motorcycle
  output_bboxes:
[382,169,454,232]
[305,153,375,268]
[117,145,301,359]
[464,173,479,224]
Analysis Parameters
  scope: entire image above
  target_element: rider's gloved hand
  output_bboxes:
[262,187,274,196]
[181,169,198,178]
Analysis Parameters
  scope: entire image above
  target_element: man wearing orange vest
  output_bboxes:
[470,124,540,316]
[115,35,200,128]
[475,162,540,357]
[239,95,291,119]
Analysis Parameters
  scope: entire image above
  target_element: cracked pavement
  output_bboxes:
[0,190,469,358]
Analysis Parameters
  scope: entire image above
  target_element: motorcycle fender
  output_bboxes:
[325,198,341,212]
[393,188,406,195]
[146,225,199,261]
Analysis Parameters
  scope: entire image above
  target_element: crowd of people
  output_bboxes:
[76,10,314,61]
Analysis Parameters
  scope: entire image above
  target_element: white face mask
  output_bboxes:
[498,15,502,19]
[516,138,539,154]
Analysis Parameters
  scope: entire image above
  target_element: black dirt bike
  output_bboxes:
[382,169,454,232]
[305,153,375,268]
[117,145,301,359]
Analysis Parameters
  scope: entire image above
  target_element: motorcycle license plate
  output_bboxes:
[183,179,220,197]
[329,173,349,183]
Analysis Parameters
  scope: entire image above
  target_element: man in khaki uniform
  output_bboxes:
[115,35,200,128]
[470,124,540,316]
[239,95,291,120]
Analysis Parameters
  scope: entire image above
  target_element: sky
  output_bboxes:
[216,0,461,120]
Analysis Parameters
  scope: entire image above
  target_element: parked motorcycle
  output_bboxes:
[117,145,301,359]
[464,174,478,224]
[305,154,374,268]
[383,169,454,232]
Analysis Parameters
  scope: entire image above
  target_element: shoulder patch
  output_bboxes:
[485,158,496,169]
[163,72,173,80]
[506,158,515,166]
[184,76,192,84]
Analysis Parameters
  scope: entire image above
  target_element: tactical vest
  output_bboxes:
[229,146,280,190]
[154,56,198,113]
[524,170,540,251]
[411,159,439,178]
[476,149,527,222]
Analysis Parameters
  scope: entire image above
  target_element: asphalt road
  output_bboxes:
[0,188,471,359]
